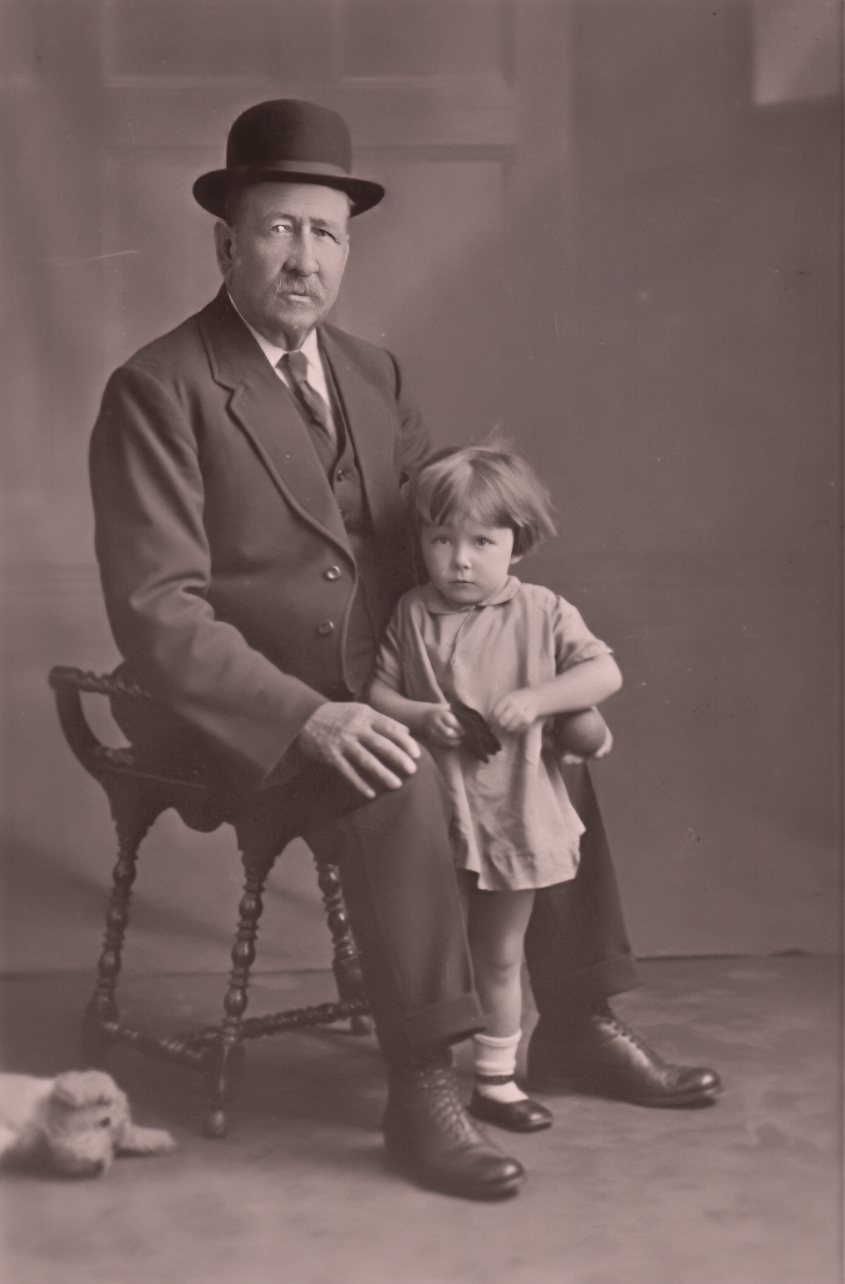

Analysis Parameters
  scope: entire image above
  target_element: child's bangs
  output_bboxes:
[417,460,512,531]
[411,444,556,555]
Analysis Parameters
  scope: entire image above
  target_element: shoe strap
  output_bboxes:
[476,1073,515,1086]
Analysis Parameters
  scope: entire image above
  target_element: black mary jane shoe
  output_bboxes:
[469,1089,553,1133]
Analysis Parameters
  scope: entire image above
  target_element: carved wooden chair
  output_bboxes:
[48,665,371,1138]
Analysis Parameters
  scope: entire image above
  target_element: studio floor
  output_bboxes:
[0,955,840,1284]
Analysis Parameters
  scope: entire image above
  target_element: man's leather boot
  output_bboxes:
[526,1002,721,1107]
[383,1049,525,1198]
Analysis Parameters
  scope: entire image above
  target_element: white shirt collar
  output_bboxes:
[227,292,325,384]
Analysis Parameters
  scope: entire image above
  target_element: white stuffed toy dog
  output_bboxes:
[0,1070,175,1177]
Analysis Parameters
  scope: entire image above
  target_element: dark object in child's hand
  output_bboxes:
[451,700,502,762]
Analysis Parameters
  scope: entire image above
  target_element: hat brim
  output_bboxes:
[193,167,384,220]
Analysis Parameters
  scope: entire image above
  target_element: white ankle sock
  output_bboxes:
[474,1032,527,1103]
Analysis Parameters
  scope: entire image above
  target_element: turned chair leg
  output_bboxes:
[316,861,372,1036]
[204,854,272,1138]
[83,790,158,1066]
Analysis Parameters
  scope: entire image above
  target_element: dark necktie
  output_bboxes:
[280,350,334,440]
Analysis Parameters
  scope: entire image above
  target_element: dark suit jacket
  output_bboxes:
[89,288,429,780]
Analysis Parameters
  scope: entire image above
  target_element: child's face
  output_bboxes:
[421,518,519,606]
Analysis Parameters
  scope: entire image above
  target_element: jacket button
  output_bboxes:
[335,469,347,482]
[316,621,334,636]
[324,566,341,581]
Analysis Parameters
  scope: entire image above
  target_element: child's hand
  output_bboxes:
[419,705,464,748]
[490,688,541,735]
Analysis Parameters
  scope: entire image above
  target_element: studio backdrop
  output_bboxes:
[1,0,841,976]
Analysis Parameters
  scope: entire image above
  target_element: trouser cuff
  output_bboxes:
[382,994,485,1061]
[530,952,640,1016]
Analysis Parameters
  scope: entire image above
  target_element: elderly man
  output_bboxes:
[89,100,719,1200]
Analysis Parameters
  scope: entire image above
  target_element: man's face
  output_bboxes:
[215,182,350,349]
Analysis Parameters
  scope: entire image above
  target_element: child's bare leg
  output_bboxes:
[467,887,536,1039]
[466,887,552,1130]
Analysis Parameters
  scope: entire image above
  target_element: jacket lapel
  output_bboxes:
[199,290,352,557]
[319,328,397,535]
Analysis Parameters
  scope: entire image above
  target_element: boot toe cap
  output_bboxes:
[664,1065,722,1102]
[461,1148,526,1197]
[386,1139,525,1199]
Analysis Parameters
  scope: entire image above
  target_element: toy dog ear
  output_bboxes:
[52,1071,125,1109]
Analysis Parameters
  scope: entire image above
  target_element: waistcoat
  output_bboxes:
[295,359,382,699]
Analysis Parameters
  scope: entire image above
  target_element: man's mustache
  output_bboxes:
[275,277,323,301]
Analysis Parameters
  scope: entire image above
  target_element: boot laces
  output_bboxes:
[427,1066,483,1143]
[395,1061,484,1145]
[593,1003,653,1055]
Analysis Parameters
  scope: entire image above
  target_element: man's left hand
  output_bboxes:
[298,702,421,799]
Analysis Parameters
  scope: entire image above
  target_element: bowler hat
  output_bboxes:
[193,100,384,219]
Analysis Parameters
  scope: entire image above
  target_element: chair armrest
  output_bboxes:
[48,667,151,780]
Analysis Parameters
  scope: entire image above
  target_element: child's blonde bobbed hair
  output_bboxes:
[408,444,556,557]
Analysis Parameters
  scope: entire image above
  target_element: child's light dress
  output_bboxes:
[373,576,612,891]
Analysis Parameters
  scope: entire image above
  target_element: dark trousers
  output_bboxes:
[527,763,639,1017]
[231,749,639,1059]
[232,748,482,1060]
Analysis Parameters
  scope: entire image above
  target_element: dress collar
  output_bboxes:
[421,575,522,615]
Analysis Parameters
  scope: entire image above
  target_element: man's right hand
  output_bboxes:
[298,702,421,799]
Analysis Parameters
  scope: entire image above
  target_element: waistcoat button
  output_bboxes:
[324,566,341,581]
[335,469,347,482]
[316,620,334,636]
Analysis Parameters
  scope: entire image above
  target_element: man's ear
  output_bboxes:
[214,220,234,280]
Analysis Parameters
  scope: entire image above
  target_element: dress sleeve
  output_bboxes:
[552,595,613,672]
[373,609,404,692]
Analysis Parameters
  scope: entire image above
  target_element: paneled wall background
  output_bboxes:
[1,0,841,976]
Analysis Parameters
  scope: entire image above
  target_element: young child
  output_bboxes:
[369,445,622,1133]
